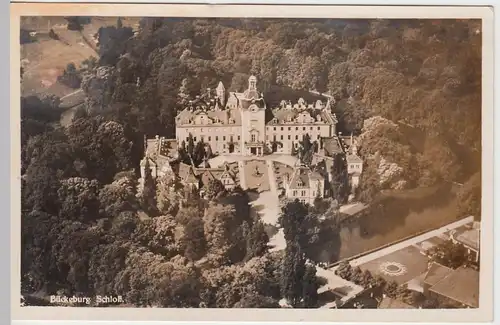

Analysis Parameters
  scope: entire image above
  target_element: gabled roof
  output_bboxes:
[347,154,363,164]
[140,156,158,167]
[429,267,479,308]
[220,170,236,184]
[183,167,199,184]
[322,137,344,156]
[288,166,311,189]
[200,170,216,187]
[423,262,453,287]
[455,228,480,251]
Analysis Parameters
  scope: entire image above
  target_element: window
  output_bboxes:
[295,135,299,140]
[281,127,284,131]
[317,127,321,131]
[273,127,276,131]
[251,134,256,142]
[223,136,226,141]
[186,136,189,141]
[216,136,219,141]
[293,190,297,196]
[301,190,306,196]
[273,135,277,141]
[238,136,241,140]
[303,127,306,131]
[288,135,291,140]
[288,127,291,131]
[194,137,197,141]
[317,135,320,139]
[351,165,354,169]
[296,127,299,130]
[310,127,313,131]
[280,135,284,140]
[208,136,211,141]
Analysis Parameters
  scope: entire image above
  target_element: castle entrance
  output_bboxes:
[250,147,257,155]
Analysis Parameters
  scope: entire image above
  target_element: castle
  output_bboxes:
[140,75,363,204]
[175,75,338,156]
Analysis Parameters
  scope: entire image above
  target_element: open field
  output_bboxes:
[20,17,140,97]
[242,160,269,192]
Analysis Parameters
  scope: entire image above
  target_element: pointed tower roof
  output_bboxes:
[216,81,225,91]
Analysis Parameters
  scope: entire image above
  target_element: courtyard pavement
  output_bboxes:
[209,153,299,168]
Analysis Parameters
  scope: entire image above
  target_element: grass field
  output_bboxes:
[20,17,140,98]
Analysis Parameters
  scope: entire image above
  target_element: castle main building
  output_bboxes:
[175,75,338,156]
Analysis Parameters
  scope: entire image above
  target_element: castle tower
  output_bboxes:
[216,81,225,107]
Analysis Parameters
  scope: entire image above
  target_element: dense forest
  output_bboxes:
[21,18,482,307]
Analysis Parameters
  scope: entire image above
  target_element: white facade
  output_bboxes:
[175,76,337,157]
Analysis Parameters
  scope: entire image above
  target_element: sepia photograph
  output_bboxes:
[11,3,494,323]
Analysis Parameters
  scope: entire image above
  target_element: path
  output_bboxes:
[316,266,364,308]
[237,161,247,190]
[266,160,278,195]
[333,216,475,270]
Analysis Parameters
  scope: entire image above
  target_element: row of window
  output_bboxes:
[350,164,361,169]
[270,134,321,141]
[271,126,323,132]
[292,190,308,197]
[182,127,240,133]
[186,135,241,142]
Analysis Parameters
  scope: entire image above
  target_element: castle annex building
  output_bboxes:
[175,75,338,156]
[140,75,363,204]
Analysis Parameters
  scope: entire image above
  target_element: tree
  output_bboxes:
[280,242,306,307]
[204,179,226,200]
[299,134,313,165]
[66,17,83,31]
[141,158,157,216]
[384,280,399,298]
[98,175,137,218]
[234,293,280,308]
[244,219,269,261]
[156,174,183,216]
[330,153,349,205]
[278,199,309,247]
[48,29,59,40]
[301,265,319,308]
[193,140,206,165]
[203,203,242,264]
[456,171,481,220]
[187,134,195,162]
[335,260,353,279]
[350,266,364,285]
[57,177,100,223]
[176,206,207,261]
[360,269,374,288]
[427,239,472,269]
